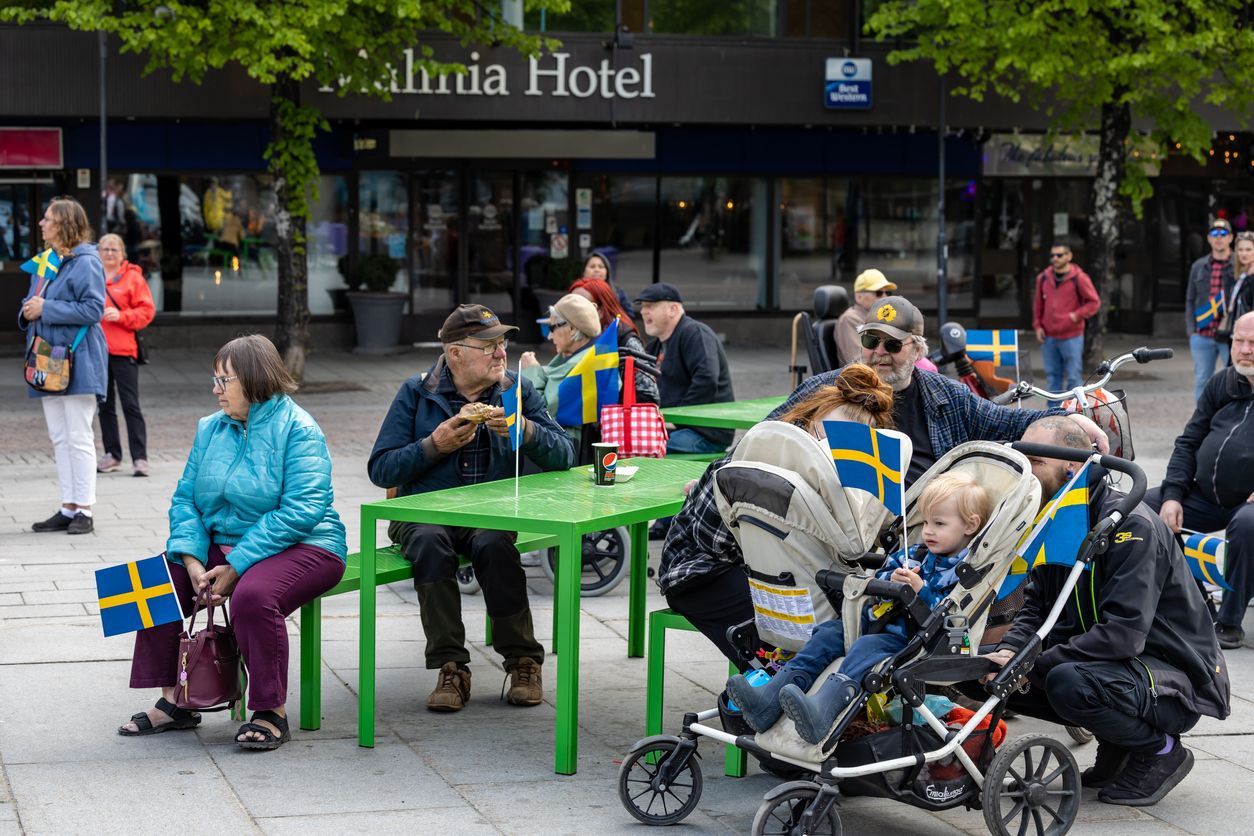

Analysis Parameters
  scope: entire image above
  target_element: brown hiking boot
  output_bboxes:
[426,662,470,712]
[504,657,543,706]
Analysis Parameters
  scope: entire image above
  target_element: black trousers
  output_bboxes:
[960,659,1199,754]
[100,354,147,462]
[390,521,544,669]
[1145,486,1254,627]
[664,567,756,672]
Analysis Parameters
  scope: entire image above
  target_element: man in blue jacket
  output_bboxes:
[368,305,576,712]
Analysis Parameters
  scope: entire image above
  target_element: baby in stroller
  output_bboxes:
[727,472,993,743]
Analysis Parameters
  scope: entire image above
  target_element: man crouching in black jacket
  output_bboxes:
[984,416,1231,807]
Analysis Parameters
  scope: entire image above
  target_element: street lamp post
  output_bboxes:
[99,29,108,237]
[936,73,949,327]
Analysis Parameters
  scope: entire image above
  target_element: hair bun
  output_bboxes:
[835,363,894,417]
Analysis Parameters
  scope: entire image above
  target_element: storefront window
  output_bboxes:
[659,176,766,308]
[528,0,644,32]
[779,0,850,38]
[308,175,349,315]
[778,178,834,310]
[412,170,459,316]
[358,170,408,294]
[578,174,656,299]
[650,0,776,36]
[469,171,516,317]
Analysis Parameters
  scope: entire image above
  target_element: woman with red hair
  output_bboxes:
[569,277,658,404]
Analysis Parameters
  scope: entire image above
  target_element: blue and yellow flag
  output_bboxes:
[95,555,183,637]
[20,248,61,280]
[556,319,620,426]
[966,329,1019,368]
[1180,531,1232,591]
[823,420,911,517]
[999,463,1092,598]
[1195,291,1225,329]
[501,381,523,451]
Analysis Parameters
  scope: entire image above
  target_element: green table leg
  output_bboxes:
[554,526,581,774]
[724,660,747,778]
[298,598,321,731]
[358,516,377,748]
[645,609,667,737]
[628,521,648,658]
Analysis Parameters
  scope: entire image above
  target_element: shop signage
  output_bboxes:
[0,128,63,169]
[983,133,1099,176]
[320,49,655,100]
[824,58,871,110]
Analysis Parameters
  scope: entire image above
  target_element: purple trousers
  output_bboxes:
[130,543,345,711]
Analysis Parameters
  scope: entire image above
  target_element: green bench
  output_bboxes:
[298,531,559,731]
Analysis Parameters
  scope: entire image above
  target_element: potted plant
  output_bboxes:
[346,254,407,354]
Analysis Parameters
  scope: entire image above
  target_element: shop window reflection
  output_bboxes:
[579,174,657,300]
[309,175,349,315]
[658,176,765,308]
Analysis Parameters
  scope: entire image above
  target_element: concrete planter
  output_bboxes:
[347,291,408,355]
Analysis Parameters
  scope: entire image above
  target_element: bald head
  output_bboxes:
[1234,312,1254,379]
[1021,416,1091,506]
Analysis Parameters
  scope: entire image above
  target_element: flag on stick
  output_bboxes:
[999,462,1092,598]
[824,421,912,517]
[95,555,184,637]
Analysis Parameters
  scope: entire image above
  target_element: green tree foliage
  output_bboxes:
[867,0,1254,360]
[1,0,565,377]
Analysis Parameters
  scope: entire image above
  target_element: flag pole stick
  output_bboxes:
[515,357,522,501]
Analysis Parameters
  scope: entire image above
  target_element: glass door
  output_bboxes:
[466,170,515,318]
[412,169,459,316]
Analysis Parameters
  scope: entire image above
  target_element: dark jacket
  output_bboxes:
[1000,479,1230,721]
[646,314,735,446]
[367,358,575,496]
[1161,367,1254,508]
[1185,254,1235,336]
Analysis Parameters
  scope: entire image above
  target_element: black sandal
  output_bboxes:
[118,697,201,736]
[236,709,291,750]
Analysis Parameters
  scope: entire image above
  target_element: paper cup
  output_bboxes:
[591,442,619,487]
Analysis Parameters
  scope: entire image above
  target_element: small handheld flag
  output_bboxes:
[824,421,912,517]
[1180,530,1232,591]
[501,382,522,451]
[965,329,1019,369]
[556,319,620,426]
[95,555,184,637]
[1195,291,1225,329]
[20,248,61,280]
[998,462,1092,598]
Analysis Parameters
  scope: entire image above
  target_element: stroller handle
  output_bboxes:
[1009,442,1147,519]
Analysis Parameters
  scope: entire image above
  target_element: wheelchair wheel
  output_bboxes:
[542,526,630,597]
[752,786,842,836]
[1065,726,1094,744]
[618,738,703,826]
[981,734,1080,836]
[455,563,480,595]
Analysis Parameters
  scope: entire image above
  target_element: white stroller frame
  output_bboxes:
[618,441,1148,836]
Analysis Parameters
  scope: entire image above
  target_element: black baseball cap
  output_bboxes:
[633,283,683,305]
[438,304,518,344]
[857,295,925,341]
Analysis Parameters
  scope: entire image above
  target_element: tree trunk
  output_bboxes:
[271,74,309,383]
[1084,99,1130,368]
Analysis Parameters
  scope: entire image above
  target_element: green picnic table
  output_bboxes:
[661,394,788,430]
[356,456,711,774]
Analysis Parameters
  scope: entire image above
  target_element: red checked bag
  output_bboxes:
[599,357,668,458]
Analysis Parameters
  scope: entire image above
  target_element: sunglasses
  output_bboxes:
[1049,252,1069,259]
[860,332,907,354]
[1210,228,1231,238]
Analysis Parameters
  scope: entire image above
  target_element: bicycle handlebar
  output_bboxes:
[991,346,1172,405]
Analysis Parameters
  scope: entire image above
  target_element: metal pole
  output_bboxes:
[936,72,948,326]
[99,30,108,236]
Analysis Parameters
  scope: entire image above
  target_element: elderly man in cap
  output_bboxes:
[834,268,897,366]
[1187,217,1237,400]
[368,304,575,712]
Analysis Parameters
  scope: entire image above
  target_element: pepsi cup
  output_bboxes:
[592,442,619,487]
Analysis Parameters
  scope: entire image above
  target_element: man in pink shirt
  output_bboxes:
[1033,240,1100,398]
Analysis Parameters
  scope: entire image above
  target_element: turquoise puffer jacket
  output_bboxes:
[167,394,347,575]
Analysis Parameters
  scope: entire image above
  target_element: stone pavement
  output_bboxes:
[1,335,1251,835]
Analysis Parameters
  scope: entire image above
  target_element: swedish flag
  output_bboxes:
[95,555,184,637]
[1181,531,1232,591]
[1195,291,1225,329]
[966,329,1019,368]
[999,463,1092,599]
[501,381,523,451]
[824,420,911,517]
[556,319,620,426]
[20,248,61,279]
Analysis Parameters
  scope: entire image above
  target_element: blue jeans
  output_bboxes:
[667,428,728,455]
[787,617,909,687]
[1190,333,1230,401]
[1041,335,1084,400]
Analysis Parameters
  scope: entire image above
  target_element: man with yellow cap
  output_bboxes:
[835,268,897,366]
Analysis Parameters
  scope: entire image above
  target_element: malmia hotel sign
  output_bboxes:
[319,50,657,100]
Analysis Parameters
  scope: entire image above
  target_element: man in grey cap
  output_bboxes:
[368,304,575,713]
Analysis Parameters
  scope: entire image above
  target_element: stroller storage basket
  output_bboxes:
[834,721,995,809]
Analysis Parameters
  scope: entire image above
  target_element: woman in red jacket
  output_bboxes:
[96,233,155,477]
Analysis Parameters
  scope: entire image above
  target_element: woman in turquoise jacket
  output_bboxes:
[120,334,346,751]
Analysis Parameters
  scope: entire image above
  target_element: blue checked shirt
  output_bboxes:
[657,369,1062,595]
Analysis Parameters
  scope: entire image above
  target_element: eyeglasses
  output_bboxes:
[212,375,238,389]
[860,332,907,354]
[453,340,509,356]
[98,247,122,253]
[1209,228,1232,238]
[1049,252,1069,259]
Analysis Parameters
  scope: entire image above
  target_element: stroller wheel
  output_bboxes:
[751,786,842,836]
[455,564,480,595]
[1065,725,1094,744]
[543,527,630,597]
[618,738,703,825]
[981,734,1080,836]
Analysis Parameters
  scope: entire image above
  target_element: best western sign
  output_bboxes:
[320,50,655,100]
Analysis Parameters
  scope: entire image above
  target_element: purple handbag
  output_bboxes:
[174,589,243,712]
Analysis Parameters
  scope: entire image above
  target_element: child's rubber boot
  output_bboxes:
[725,667,811,733]
[779,673,860,745]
